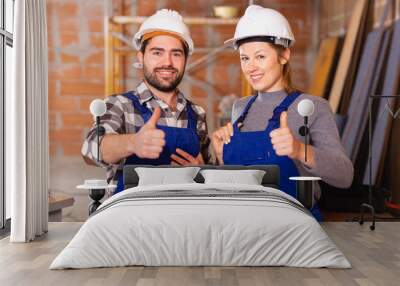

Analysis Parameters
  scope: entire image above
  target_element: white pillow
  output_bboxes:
[200,169,266,185]
[135,167,201,186]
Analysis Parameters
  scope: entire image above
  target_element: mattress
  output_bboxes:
[50,183,350,269]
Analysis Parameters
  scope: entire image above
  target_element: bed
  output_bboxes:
[50,165,350,269]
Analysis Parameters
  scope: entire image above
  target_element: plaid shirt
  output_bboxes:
[81,81,211,182]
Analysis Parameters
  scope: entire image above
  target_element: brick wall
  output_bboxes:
[47,0,314,158]
[319,0,400,37]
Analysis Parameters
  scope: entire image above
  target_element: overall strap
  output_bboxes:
[267,91,302,129]
[233,95,258,132]
[126,91,198,130]
[124,91,153,122]
[186,102,198,130]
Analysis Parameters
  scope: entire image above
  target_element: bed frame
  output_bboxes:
[123,165,280,190]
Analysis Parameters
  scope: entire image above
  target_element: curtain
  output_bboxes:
[7,0,49,242]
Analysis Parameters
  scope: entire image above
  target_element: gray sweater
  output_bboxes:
[231,90,354,189]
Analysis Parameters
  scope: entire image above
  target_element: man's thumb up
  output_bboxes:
[132,107,165,159]
[280,111,288,129]
[143,107,161,130]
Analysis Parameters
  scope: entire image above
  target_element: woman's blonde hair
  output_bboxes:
[272,44,296,93]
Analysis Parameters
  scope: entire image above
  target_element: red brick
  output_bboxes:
[51,64,86,82]
[80,98,98,112]
[291,39,308,52]
[59,17,79,33]
[88,19,104,33]
[61,53,81,64]
[62,143,83,156]
[61,65,82,80]
[187,54,207,81]
[48,112,57,129]
[60,33,79,47]
[83,3,104,19]
[212,64,231,83]
[85,51,104,65]
[214,53,238,65]
[60,81,105,96]
[122,1,132,15]
[136,1,157,16]
[61,114,93,128]
[82,65,104,80]
[262,0,309,8]
[213,81,238,96]
[191,86,207,98]
[181,2,206,16]
[90,34,104,49]
[189,95,207,110]
[189,26,207,47]
[214,26,236,43]
[49,143,57,156]
[113,1,124,14]
[48,79,57,97]
[165,1,184,14]
[46,1,57,16]
[59,2,78,18]
[48,67,62,81]
[47,33,54,49]
[49,129,83,142]
[49,97,80,113]
[48,49,55,62]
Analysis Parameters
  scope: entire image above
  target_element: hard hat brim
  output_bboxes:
[134,28,194,55]
[224,35,294,49]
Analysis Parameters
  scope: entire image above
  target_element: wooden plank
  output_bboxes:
[363,20,400,186]
[105,19,114,96]
[341,1,392,163]
[308,37,341,98]
[338,13,370,116]
[328,0,368,113]
[340,30,385,162]
[241,73,252,97]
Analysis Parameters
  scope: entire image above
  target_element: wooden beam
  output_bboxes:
[340,30,383,162]
[308,37,341,98]
[328,0,368,113]
[241,73,252,97]
[105,18,114,96]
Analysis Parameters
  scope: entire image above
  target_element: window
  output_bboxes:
[1,0,14,232]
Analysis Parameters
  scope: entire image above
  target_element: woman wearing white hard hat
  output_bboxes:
[211,5,353,221]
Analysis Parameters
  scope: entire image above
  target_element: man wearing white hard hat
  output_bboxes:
[82,9,210,194]
[211,5,353,220]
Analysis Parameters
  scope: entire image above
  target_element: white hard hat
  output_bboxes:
[133,9,194,55]
[225,5,295,49]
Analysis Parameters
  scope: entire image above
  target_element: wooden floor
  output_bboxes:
[0,222,399,286]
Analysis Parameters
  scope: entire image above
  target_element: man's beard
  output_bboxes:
[143,65,185,92]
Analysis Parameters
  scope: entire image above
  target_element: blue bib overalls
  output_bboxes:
[223,91,322,221]
[114,92,200,194]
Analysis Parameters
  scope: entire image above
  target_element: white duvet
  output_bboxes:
[50,183,350,269]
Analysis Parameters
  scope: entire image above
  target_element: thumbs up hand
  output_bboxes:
[132,107,166,159]
[269,111,301,160]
